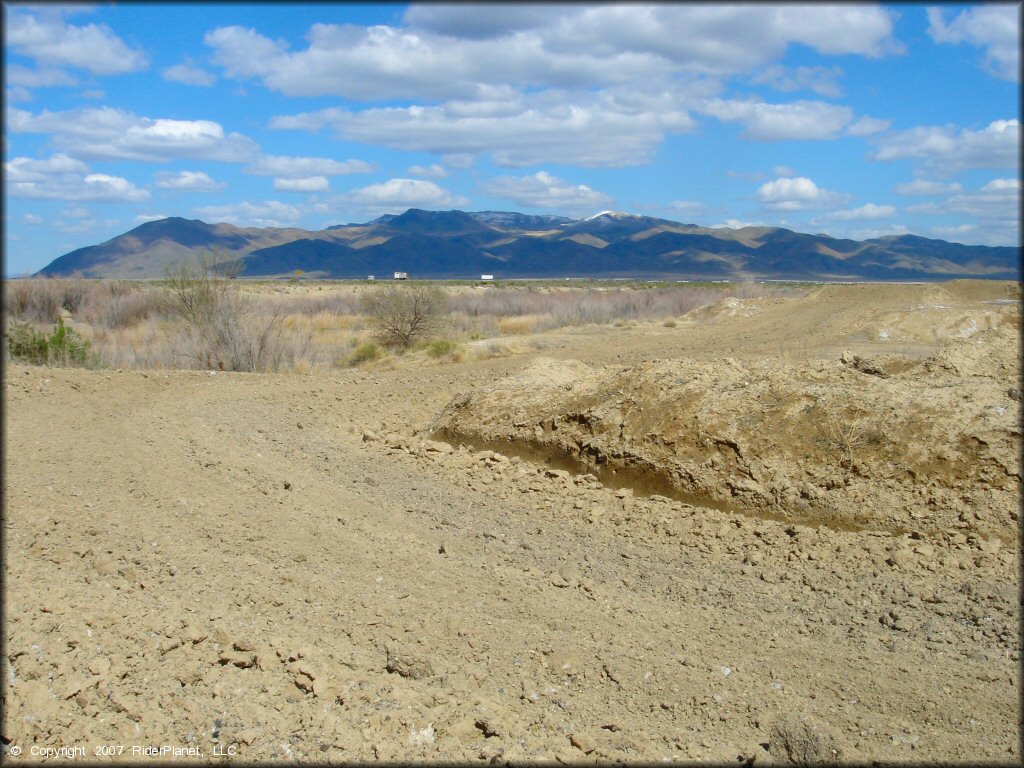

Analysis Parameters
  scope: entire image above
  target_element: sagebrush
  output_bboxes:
[361,284,449,349]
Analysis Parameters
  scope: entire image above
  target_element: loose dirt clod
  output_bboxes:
[769,713,845,765]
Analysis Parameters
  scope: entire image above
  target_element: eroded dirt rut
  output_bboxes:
[432,326,1021,542]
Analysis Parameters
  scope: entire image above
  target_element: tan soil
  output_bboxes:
[3,280,1021,763]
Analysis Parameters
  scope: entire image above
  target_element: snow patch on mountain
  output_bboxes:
[583,210,642,221]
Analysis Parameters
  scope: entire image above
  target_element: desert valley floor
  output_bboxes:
[4,280,1021,763]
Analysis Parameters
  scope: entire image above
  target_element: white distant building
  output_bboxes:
[394,271,408,280]
[367,275,375,280]
[481,274,494,281]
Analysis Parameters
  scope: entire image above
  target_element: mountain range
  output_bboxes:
[35,209,1021,281]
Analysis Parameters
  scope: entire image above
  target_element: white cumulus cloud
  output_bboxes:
[750,65,843,98]
[274,176,329,193]
[6,7,148,75]
[245,154,374,178]
[483,171,614,214]
[207,6,898,99]
[845,224,910,241]
[5,64,78,88]
[817,203,896,222]
[345,178,469,212]
[928,5,1020,81]
[154,170,226,192]
[699,98,854,141]
[6,154,149,202]
[870,119,1019,173]
[7,106,260,163]
[273,88,695,167]
[756,177,850,210]
[192,200,303,228]
[903,178,1019,246]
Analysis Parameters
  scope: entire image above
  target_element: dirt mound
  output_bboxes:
[683,296,764,322]
[433,326,1021,540]
[858,296,1020,347]
[941,278,1022,303]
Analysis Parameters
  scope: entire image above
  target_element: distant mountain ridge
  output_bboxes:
[35,209,1021,281]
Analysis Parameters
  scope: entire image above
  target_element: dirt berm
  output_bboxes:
[432,324,1021,542]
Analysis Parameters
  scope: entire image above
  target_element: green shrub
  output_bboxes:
[7,322,49,364]
[426,338,457,358]
[347,342,383,366]
[7,318,92,367]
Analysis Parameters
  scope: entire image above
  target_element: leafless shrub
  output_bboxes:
[169,291,292,372]
[81,283,167,329]
[5,279,64,323]
[822,409,883,470]
[361,284,449,349]
[162,254,294,371]
[163,252,240,327]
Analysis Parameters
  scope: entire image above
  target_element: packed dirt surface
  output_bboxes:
[4,280,1021,764]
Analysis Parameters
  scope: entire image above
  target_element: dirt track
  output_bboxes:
[3,280,1021,763]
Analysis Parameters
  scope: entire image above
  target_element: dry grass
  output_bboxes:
[497,314,542,335]
[4,278,808,372]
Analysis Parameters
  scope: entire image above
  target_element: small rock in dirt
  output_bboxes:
[179,624,207,645]
[739,742,775,765]
[852,355,889,377]
[219,650,256,669]
[886,548,917,570]
[423,440,454,454]
[312,677,343,702]
[92,554,118,576]
[769,712,844,765]
[385,644,435,680]
[361,430,380,442]
[409,723,436,747]
[549,571,571,588]
[58,676,92,700]
[159,637,182,655]
[236,729,260,746]
[569,731,597,754]
[474,712,508,738]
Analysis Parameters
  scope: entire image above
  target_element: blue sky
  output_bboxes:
[4,2,1020,276]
